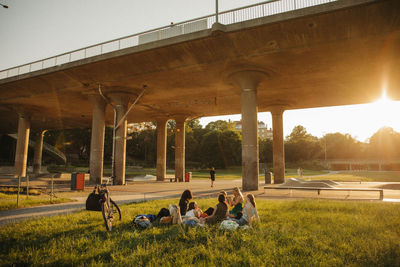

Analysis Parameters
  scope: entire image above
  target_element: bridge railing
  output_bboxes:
[0,0,336,80]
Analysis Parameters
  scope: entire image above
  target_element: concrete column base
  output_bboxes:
[14,113,30,178]
[156,118,168,181]
[89,95,106,184]
[33,130,46,176]
[175,117,186,182]
[107,92,133,185]
[271,107,285,184]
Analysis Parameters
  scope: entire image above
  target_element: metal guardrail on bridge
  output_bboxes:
[0,0,336,80]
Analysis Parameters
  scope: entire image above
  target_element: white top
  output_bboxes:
[242,203,257,221]
[185,209,196,218]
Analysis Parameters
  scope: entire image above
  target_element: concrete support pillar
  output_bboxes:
[156,118,168,181]
[175,117,186,182]
[89,96,106,184]
[229,70,266,190]
[241,86,259,190]
[271,107,285,184]
[14,113,30,178]
[109,93,130,185]
[33,130,46,176]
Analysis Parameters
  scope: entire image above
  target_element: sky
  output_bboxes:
[1,0,399,142]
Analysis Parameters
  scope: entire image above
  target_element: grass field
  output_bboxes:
[1,198,399,266]
[0,192,74,211]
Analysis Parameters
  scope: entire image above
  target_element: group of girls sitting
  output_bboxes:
[157,187,259,227]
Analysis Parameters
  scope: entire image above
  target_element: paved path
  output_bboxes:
[1,178,399,226]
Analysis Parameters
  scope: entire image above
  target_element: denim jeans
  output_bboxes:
[232,217,247,226]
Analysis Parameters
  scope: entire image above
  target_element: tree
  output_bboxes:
[167,120,176,130]
[259,138,273,164]
[44,128,91,164]
[199,129,241,168]
[186,119,202,130]
[286,125,315,143]
[126,128,157,167]
[285,125,321,162]
[322,133,363,159]
[367,127,400,159]
[185,119,205,167]
[205,120,235,131]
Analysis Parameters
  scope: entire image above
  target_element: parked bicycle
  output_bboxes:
[86,184,121,231]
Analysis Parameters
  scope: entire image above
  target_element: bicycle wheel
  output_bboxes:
[101,200,113,231]
[110,199,121,221]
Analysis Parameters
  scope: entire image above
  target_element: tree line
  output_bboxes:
[38,119,400,169]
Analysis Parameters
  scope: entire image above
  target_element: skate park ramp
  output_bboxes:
[281,178,341,188]
[126,174,156,182]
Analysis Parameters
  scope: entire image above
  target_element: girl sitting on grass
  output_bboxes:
[179,189,193,216]
[185,202,204,218]
[228,187,244,218]
[201,194,229,225]
[232,194,260,226]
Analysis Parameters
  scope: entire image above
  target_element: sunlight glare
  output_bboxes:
[368,90,400,135]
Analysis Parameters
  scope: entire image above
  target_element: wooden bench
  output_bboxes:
[264,186,384,200]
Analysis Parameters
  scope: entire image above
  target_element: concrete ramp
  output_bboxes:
[304,179,341,186]
[281,178,338,188]
[8,134,66,164]
[126,174,156,182]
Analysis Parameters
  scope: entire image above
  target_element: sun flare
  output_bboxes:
[369,91,400,132]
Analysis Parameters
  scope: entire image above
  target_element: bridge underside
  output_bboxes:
[0,0,399,188]
[0,0,398,131]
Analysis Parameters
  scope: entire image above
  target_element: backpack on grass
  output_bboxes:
[85,190,102,211]
[220,220,239,230]
[156,208,170,220]
[133,215,152,229]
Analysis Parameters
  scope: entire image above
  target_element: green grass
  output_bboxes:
[1,198,399,266]
[0,192,75,211]
[308,171,400,182]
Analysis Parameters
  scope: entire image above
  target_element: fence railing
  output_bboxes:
[0,0,336,80]
[8,134,66,163]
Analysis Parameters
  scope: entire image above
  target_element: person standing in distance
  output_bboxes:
[210,167,216,187]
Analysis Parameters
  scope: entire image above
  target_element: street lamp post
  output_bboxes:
[215,0,219,23]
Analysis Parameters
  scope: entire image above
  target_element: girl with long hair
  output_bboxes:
[179,189,193,216]
[228,187,244,218]
[232,193,259,226]
[201,193,229,225]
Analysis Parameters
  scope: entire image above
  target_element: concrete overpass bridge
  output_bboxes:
[0,0,399,190]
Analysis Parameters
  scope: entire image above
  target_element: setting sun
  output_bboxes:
[369,91,400,133]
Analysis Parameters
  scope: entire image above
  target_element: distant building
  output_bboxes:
[234,120,272,139]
